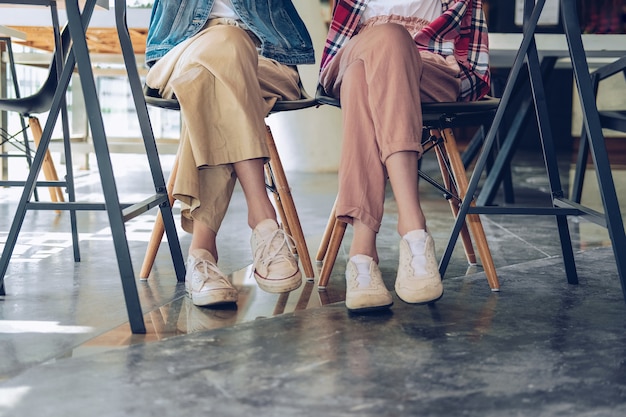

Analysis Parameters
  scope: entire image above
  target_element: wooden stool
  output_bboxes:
[315,94,501,291]
[139,85,316,281]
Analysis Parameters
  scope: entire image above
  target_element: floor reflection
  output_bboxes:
[2,153,626,381]
[73,265,323,355]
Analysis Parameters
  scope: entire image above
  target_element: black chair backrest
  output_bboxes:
[0,24,72,115]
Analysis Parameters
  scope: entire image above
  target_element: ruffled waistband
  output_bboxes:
[357,14,431,38]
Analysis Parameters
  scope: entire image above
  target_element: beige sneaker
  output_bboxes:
[185,249,238,307]
[251,219,302,293]
[345,254,393,312]
[395,230,444,304]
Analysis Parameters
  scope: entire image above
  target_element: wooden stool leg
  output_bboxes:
[316,197,349,289]
[29,117,65,203]
[316,197,339,262]
[266,163,294,248]
[140,156,179,279]
[440,127,500,291]
[431,131,477,265]
[265,125,315,280]
[317,218,347,289]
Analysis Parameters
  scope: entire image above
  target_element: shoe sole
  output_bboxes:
[188,288,238,307]
[346,301,394,313]
[396,289,444,305]
[254,270,302,293]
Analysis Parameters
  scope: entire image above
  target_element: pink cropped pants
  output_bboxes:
[320,23,461,233]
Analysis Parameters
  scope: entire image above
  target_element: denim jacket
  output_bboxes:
[145,0,315,67]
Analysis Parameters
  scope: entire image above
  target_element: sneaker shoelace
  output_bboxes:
[253,228,296,272]
[192,258,228,285]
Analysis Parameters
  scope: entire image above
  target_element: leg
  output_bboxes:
[386,151,426,236]
[338,52,394,311]
[151,25,303,295]
[322,24,454,306]
[233,157,276,229]
[322,24,426,240]
[387,150,444,304]
[321,24,429,310]
[183,164,239,307]
[234,156,303,293]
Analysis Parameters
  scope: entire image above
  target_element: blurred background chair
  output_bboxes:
[0,35,43,200]
[0,10,71,205]
[571,54,626,203]
[0,16,81,259]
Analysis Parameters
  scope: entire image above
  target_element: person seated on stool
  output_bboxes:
[144,0,315,307]
[319,0,490,312]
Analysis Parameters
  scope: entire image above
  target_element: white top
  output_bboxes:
[210,0,239,20]
[361,0,442,23]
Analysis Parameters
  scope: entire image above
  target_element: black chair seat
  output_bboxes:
[314,85,499,125]
[0,26,71,115]
[143,85,180,110]
[144,82,317,113]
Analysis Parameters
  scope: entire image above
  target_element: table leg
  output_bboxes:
[65,0,146,333]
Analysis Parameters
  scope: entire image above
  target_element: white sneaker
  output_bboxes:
[395,230,444,304]
[185,249,238,307]
[345,254,393,312]
[251,219,302,293]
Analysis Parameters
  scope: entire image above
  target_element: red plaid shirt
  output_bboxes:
[320,0,490,101]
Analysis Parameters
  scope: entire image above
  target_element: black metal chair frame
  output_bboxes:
[0,4,81,259]
[0,3,70,197]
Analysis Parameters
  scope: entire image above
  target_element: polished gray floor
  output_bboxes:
[1,149,626,416]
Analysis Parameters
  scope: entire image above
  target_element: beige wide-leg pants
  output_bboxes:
[320,23,461,233]
[146,22,300,234]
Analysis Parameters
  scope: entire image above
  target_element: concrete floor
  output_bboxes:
[1,148,626,416]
